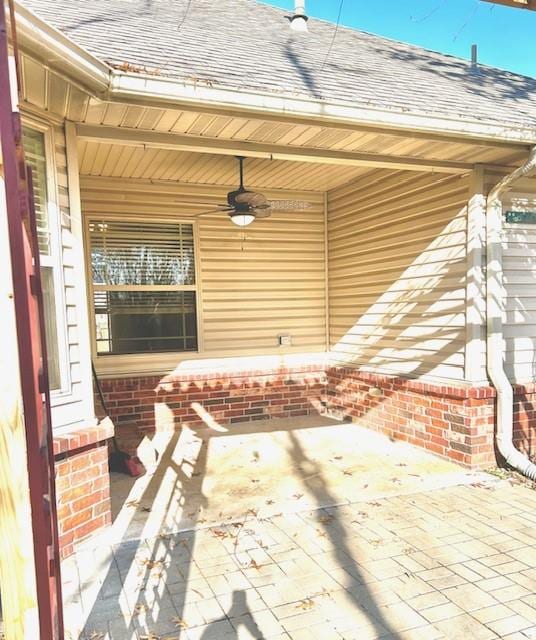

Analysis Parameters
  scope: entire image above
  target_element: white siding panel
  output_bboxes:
[503,200,536,381]
[327,170,470,381]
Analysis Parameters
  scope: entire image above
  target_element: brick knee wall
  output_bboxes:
[323,367,498,469]
[94,361,536,471]
[53,420,114,558]
[514,383,536,459]
[98,364,327,438]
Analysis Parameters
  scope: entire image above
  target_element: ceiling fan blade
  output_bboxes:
[175,201,229,207]
[191,208,233,217]
[254,209,272,219]
[235,191,268,207]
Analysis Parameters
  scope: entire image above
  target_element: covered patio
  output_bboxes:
[54,123,536,638]
[51,107,530,557]
[61,414,536,640]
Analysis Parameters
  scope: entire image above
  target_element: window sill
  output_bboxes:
[94,351,328,379]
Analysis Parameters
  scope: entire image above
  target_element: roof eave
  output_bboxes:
[14,1,110,95]
[110,71,536,147]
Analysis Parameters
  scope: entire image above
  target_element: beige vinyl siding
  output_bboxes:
[327,170,470,381]
[80,177,326,375]
[500,176,536,382]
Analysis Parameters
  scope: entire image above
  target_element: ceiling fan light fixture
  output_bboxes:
[230,212,255,227]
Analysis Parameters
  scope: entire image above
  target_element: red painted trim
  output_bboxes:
[0,5,64,637]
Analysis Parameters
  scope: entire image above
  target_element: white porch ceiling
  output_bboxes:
[76,141,374,191]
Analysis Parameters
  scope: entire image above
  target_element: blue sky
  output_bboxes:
[262,0,536,78]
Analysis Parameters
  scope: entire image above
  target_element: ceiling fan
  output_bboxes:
[192,156,302,226]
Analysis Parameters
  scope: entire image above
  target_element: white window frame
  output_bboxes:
[85,214,203,371]
[22,117,71,397]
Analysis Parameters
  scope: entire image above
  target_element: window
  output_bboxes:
[22,127,62,391]
[88,220,198,356]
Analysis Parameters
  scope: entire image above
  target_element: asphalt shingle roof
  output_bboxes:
[20,0,536,129]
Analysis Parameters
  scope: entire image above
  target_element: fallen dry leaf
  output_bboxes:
[292,493,304,500]
[318,515,334,525]
[265,499,275,505]
[246,508,259,517]
[251,478,260,484]
[334,456,343,460]
[247,558,263,570]
[125,500,140,508]
[141,558,164,569]
[172,616,189,629]
[141,506,152,512]
[343,470,353,476]
[133,603,147,615]
[296,598,315,610]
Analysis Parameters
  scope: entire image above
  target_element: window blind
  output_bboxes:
[89,220,195,286]
[89,219,198,356]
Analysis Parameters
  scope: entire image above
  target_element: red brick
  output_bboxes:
[71,490,104,513]
[61,507,93,533]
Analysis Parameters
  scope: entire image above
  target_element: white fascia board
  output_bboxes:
[110,71,536,146]
[14,2,110,93]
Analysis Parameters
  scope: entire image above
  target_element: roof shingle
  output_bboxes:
[20,0,536,128]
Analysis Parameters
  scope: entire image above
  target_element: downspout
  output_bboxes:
[487,147,536,480]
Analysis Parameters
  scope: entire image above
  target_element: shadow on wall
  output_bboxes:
[327,172,470,382]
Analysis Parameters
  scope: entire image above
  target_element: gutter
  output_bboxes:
[109,72,536,148]
[487,146,536,480]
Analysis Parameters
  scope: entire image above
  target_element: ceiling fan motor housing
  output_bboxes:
[227,187,251,209]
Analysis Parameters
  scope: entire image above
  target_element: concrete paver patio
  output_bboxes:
[61,417,536,639]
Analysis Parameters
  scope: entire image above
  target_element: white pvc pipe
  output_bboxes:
[294,0,306,15]
[487,147,536,480]
[290,1,308,31]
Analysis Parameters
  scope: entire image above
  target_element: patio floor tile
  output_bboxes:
[63,416,536,639]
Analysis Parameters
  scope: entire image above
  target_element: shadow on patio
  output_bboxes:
[62,412,481,640]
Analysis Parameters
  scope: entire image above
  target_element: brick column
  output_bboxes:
[53,418,114,558]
